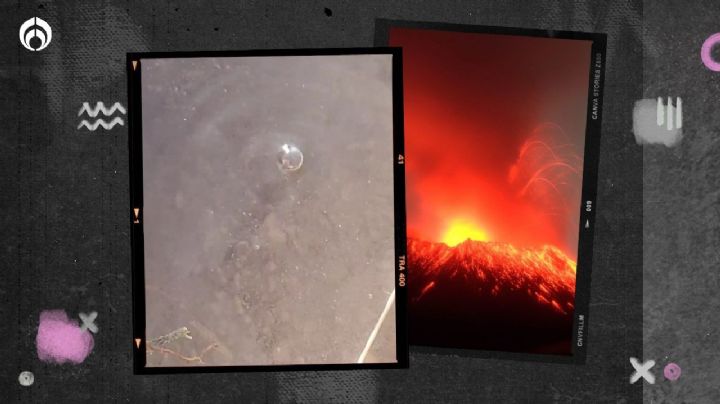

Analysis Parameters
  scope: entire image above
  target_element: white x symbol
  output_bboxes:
[79,311,98,333]
[630,357,655,384]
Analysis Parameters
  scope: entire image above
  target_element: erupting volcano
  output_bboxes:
[408,237,577,354]
[390,26,593,355]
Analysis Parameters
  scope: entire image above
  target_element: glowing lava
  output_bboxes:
[441,220,490,247]
[407,237,577,354]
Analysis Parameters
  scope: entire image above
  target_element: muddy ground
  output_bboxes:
[139,54,397,366]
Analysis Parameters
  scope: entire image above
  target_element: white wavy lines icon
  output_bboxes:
[77,102,126,131]
[78,102,126,118]
[77,117,125,130]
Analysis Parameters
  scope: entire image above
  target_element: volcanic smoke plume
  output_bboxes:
[408,238,577,355]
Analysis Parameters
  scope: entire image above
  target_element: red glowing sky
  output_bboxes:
[390,27,592,259]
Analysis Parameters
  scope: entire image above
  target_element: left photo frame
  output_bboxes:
[127,48,408,373]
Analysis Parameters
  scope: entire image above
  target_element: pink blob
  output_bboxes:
[664,362,682,381]
[36,310,94,364]
[701,33,720,72]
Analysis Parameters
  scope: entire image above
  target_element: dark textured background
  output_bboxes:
[642,1,720,403]
[7,0,713,402]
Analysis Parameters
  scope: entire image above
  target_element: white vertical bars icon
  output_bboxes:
[656,97,682,130]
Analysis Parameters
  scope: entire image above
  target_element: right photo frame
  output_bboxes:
[376,19,606,363]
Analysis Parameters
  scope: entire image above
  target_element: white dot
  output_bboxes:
[18,371,34,386]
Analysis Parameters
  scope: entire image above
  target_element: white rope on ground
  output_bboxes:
[357,289,395,363]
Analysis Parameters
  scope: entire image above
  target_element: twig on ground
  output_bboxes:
[148,342,220,365]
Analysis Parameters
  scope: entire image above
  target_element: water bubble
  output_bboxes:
[277,143,303,172]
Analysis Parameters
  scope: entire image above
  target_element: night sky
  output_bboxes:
[390,27,592,259]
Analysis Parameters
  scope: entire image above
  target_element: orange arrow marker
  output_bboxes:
[132,61,138,71]
[133,208,140,223]
[135,338,141,348]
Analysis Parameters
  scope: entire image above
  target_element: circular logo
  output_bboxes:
[19,17,52,51]
[664,362,682,381]
[701,33,720,71]
[18,371,34,386]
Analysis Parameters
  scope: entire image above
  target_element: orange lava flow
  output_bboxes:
[409,238,577,315]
